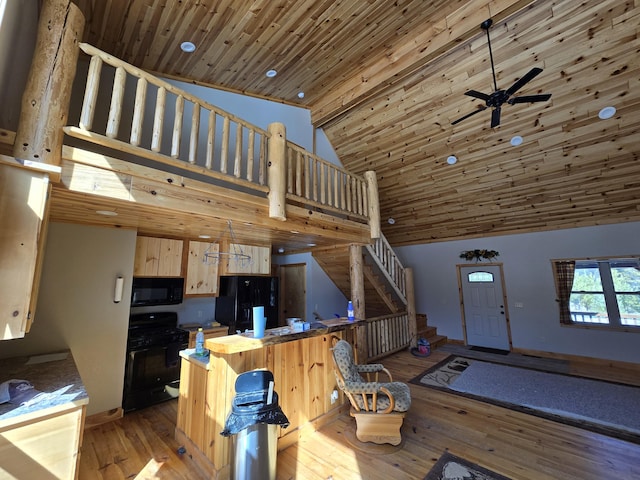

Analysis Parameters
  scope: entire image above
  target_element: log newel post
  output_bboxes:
[405,267,418,348]
[349,243,367,362]
[364,170,380,239]
[267,122,287,221]
[12,0,85,168]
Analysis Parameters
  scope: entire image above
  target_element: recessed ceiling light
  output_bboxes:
[388,218,396,225]
[96,210,118,216]
[447,155,457,165]
[266,69,277,78]
[307,243,316,247]
[510,135,523,146]
[598,106,616,120]
[198,234,211,239]
[180,41,196,53]
[278,247,285,253]
[297,92,305,99]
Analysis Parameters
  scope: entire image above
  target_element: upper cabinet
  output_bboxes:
[133,236,183,277]
[184,240,219,296]
[219,243,271,275]
[0,165,50,340]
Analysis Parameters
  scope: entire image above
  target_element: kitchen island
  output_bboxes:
[176,318,361,479]
[0,351,89,479]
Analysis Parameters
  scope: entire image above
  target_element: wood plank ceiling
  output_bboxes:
[73,0,640,246]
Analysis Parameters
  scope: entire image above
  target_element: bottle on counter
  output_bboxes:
[347,301,354,321]
[195,327,205,356]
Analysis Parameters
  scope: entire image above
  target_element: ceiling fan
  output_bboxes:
[451,18,552,128]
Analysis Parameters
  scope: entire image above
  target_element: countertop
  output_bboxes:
[0,351,89,426]
[205,317,363,354]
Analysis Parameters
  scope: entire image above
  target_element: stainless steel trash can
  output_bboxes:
[221,370,289,480]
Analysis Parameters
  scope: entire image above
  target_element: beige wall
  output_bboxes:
[0,223,137,416]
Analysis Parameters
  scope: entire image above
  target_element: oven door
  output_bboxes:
[122,342,185,412]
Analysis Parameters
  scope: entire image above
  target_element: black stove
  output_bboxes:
[127,312,189,349]
[123,312,189,412]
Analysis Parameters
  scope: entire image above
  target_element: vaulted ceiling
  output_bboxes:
[75,0,640,246]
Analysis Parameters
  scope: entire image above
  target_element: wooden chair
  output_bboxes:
[330,337,411,445]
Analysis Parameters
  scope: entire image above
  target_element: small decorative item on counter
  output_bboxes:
[347,300,354,321]
[459,249,500,262]
[195,328,206,356]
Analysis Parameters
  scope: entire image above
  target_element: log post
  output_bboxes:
[364,170,380,240]
[13,0,85,168]
[349,243,367,362]
[267,122,287,221]
[405,267,418,348]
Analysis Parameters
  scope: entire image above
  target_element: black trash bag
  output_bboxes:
[221,370,289,437]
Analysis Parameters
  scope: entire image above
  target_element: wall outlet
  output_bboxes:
[330,389,339,404]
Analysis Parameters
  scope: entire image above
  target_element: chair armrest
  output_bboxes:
[355,364,394,382]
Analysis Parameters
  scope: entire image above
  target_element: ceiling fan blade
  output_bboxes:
[465,90,490,102]
[491,106,501,128]
[451,106,487,125]
[508,94,552,104]
[505,67,543,96]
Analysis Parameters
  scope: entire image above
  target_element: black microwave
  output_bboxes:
[131,277,184,307]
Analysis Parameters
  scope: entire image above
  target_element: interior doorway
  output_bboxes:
[458,263,511,351]
[280,263,306,324]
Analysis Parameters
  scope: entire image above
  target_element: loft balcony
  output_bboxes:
[3,41,379,254]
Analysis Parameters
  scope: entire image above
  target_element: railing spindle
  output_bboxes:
[234,123,242,177]
[106,66,126,138]
[151,87,165,152]
[205,110,215,169]
[130,78,147,147]
[171,95,184,158]
[247,129,255,181]
[80,55,102,130]
[220,116,230,173]
[189,102,200,164]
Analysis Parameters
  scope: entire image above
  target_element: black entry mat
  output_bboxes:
[470,346,510,355]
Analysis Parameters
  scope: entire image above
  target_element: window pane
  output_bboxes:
[617,293,640,326]
[468,272,493,283]
[572,267,603,292]
[611,265,640,293]
[569,293,609,323]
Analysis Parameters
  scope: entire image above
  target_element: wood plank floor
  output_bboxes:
[79,348,640,479]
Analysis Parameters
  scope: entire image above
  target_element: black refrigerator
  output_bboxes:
[215,276,279,334]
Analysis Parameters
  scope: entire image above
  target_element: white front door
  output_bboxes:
[459,264,511,350]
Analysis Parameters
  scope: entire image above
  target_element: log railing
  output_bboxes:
[365,312,411,361]
[285,141,368,219]
[65,43,269,191]
[63,43,375,226]
[366,234,407,304]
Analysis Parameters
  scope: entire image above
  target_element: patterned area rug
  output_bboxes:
[411,355,640,444]
[424,452,512,480]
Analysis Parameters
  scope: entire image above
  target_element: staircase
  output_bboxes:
[312,235,447,356]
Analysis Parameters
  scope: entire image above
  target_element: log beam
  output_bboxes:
[349,243,367,362]
[13,0,85,168]
[267,122,287,221]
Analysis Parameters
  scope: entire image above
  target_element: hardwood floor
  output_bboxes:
[79,348,640,479]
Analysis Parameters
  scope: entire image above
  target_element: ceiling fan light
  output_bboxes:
[447,155,458,165]
[598,106,616,120]
[510,135,523,146]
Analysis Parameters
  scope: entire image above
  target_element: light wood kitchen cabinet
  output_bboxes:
[219,243,271,275]
[0,164,50,340]
[186,325,228,348]
[184,240,219,296]
[133,236,183,277]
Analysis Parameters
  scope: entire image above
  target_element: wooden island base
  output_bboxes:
[176,319,360,479]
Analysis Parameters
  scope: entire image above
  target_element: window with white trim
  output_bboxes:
[569,258,640,328]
